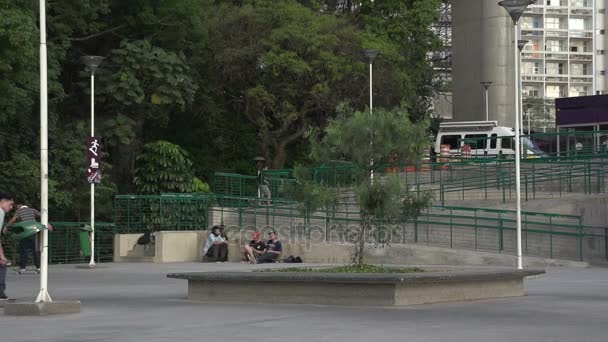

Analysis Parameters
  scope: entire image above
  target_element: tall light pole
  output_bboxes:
[518,39,529,135]
[364,49,379,181]
[364,49,379,114]
[81,55,104,268]
[480,81,493,121]
[36,0,51,303]
[498,0,535,270]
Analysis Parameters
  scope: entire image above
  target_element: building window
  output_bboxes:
[545,17,561,29]
[569,86,588,97]
[523,62,540,74]
[570,63,588,76]
[569,18,586,31]
[546,62,564,75]
[546,40,564,52]
[546,85,561,98]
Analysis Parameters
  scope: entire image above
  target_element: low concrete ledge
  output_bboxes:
[4,301,81,316]
[168,269,545,306]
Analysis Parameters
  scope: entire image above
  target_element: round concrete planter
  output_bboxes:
[167,268,545,306]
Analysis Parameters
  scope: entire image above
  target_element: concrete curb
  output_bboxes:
[4,301,81,316]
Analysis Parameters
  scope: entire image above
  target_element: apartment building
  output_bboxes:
[451,0,607,130]
[520,0,606,130]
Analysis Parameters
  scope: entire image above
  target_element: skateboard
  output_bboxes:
[12,267,39,274]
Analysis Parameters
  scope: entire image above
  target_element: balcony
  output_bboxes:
[522,52,543,59]
[570,77,593,84]
[569,31,593,38]
[546,8,569,15]
[570,9,592,16]
[521,30,544,37]
[545,31,569,38]
[545,76,569,83]
[545,53,569,60]
[522,75,544,82]
[524,7,544,14]
[570,54,593,61]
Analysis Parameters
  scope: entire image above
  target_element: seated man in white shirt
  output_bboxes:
[203,225,228,262]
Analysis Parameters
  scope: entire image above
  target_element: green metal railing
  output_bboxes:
[114,193,213,233]
[49,222,115,264]
[1,222,115,265]
[113,193,608,263]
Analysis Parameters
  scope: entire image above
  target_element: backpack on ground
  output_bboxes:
[282,255,303,263]
[135,231,155,249]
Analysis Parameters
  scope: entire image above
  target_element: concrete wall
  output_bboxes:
[114,231,587,267]
[114,234,154,262]
[154,231,206,263]
[452,0,515,125]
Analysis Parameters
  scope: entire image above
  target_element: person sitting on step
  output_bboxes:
[256,231,282,264]
[203,225,228,262]
[241,231,266,264]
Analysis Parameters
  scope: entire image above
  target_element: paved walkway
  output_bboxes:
[1,263,607,342]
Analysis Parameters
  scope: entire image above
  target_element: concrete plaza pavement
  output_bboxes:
[0,262,607,342]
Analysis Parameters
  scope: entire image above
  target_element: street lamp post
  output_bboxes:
[81,55,104,268]
[363,49,379,115]
[363,49,379,182]
[518,39,529,135]
[498,0,535,270]
[36,0,51,303]
[480,81,493,121]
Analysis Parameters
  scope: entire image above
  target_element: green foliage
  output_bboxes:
[0,0,441,222]
[309,107,433,265]
[134,141,210,194]
[283,166,337,222]
[207,0,367,168]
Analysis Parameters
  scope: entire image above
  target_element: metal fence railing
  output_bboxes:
[49,222,115,264]
[114,194,213,233]
[112,193,608,264]
[1,222,115,266]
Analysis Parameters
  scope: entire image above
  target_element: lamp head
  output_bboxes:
[80,56,104,74]
[498,0,536,24]
[517,40,529,51]
[363,49,379,63]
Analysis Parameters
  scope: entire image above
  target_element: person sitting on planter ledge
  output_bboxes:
[256,230,282,264]
[241,231,266,264]
[203,225,228,262]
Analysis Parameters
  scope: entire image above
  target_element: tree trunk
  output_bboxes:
[271,144,287,169]
[353,210,370,266]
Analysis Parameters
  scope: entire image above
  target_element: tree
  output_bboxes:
[306,107,432,265]
[133,141,209,194]
[206,0,369,168]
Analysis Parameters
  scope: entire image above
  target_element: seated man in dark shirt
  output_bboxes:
[257,231,282,264]
[241,231,266,264]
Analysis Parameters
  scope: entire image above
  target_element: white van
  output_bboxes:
[434,121,545,157]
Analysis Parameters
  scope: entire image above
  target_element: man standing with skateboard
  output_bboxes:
[0,193,15,299]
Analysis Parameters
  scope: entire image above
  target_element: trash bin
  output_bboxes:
[79,224,93,257]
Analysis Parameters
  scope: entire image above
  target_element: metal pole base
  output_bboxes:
[35,289,53,303]
[88,260,96,268]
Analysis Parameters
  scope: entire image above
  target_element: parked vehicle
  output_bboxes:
[434,121,546,157]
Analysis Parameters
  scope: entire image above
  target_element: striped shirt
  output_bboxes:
[15,206,40,222]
